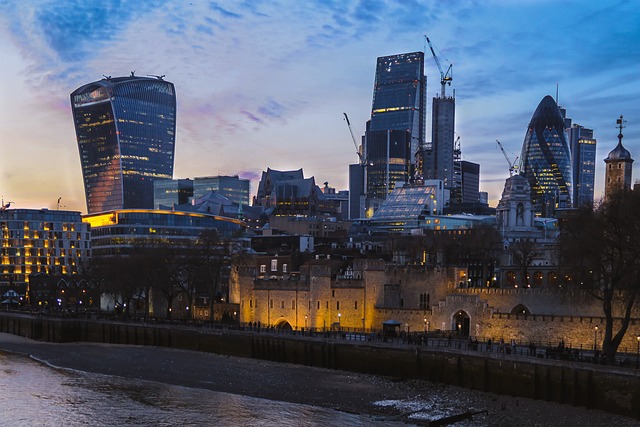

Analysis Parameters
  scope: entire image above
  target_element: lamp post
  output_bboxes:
[338,313,341,332]
[636,335,640,369]
[304,314,308,331]
[424,318,427,333]
[594,325,598,351]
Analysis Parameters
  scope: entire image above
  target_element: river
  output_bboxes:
[0,351,437,427]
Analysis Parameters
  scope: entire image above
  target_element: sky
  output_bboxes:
[1,0,639,213]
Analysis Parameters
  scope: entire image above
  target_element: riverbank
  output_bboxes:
[0,333,637,426]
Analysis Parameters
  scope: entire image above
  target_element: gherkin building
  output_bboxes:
[520,95,572,217]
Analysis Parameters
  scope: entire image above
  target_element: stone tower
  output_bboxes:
[604,115,634,201]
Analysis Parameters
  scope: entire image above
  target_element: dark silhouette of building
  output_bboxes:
[424,96,455,189]
[71,75,177,213]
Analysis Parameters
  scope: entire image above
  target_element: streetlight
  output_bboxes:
[636,335,640,369]
[338,313,341,331]
[594,326,598,351]
[424,318,427,333]
[304,314,308,330]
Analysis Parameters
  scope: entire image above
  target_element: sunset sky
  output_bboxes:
[1,0,639,213]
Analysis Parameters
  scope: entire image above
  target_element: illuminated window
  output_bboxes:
[260,265,266,273]
[271,259,277,272]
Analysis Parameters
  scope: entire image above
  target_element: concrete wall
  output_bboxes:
[1,313,639,419]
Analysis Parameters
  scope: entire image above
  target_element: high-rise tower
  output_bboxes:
[424,95,455,188]
[520,95,572,217]
[567,124,597,207]
[71,75,177,213]
[604,115,634,200]
[365,52,426,207]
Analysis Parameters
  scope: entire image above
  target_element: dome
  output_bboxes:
[605,141,632,161]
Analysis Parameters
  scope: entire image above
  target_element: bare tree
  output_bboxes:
[510,240,538,288]
[560,188,640,363]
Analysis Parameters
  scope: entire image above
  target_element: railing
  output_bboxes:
[3,306,640,370]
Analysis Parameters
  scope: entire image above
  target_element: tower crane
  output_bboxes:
[496,140,519,176]
[343,113,364,165]
[425,35,453,98]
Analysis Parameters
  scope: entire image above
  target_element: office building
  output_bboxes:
[460,161,480,204]
[0,208,90,300]
[154,178,194,209]
[567,124,596,207]
[348,163,366,219]
[71,75,177,213]
[83,209,245,257]
[366,52,426,205]
[520,95,572,216]
[193,176,250,206]
[424,96,456,189]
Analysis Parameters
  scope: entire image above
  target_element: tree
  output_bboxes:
[510,239,538,288]
[193,229,247,322]
[559,188,640,363]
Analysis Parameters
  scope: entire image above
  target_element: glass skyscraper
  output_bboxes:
[71,76,177,214]
[520,95,573,216]
[366,52,426,204]
[567,124,596,207]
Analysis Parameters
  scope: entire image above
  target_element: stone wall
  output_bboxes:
[1,313,639,419]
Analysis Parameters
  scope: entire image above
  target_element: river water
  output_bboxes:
[0,351,437,427]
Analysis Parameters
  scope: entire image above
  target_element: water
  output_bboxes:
[0,352,416,427]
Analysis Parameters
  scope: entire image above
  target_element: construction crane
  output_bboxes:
[496,140,519,176]
[343,113,364,165]
[425,35,453,98]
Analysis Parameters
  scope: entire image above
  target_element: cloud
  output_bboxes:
[241,110,263,123]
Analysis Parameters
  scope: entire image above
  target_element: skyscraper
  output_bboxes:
[71,75,177,214]
[424,95,455,188]
[365,52,426,206]
[567,124,597,207]
[520,95,572,216]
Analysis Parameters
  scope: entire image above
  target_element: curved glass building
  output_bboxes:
[520,95,572,216]
[71,76,176,214]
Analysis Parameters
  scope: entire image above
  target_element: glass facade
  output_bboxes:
[520,96,572,216]
[83,209,245,257]
[193,176,250,205]
[154,179,194,209]
[369,185,439,233]
[71,76,177,214]
[366,52,426,203]
[567,125,596,207]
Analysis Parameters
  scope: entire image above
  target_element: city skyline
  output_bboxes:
[1,0,639,213]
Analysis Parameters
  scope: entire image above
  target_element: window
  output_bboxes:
[280,300,284,309]
[354,301,357,310]
[271,259,278,272]
[291,300,295,309]
[317,301,320,309]
[270,299,273,308]
[260,265,266,273]
[332,290,335,297]
[249,299,252,308]
[336,301,340,310]
[282,264,288,273]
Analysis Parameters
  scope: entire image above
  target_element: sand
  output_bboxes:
[0,332,637,426]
